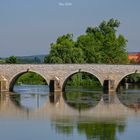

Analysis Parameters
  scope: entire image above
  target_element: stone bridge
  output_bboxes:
[0,64,140,92]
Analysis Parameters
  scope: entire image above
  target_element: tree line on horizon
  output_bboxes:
[0,55,43,64]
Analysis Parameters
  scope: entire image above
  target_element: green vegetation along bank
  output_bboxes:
[65,72,102,90]
[16,72,47,85]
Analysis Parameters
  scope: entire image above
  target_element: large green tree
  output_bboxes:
[84,19,128,64]
[44,34,84,63]
[44,19,128,64]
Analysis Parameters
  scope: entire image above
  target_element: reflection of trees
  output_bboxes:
[52,119,126,140]
[77,122,125,140]
[52,120,74,135]
[63,91,101,110]
[54,124,73,135]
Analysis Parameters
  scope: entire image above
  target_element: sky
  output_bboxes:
[0,0,140,57]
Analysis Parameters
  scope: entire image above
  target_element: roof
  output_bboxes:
[128,52,140,60]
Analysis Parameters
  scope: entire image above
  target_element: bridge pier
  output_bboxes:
[49,77,61,92]
[49,91,61,103]
[0,76,8,92]
[103,80,116,93]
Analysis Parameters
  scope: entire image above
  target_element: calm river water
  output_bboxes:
[0,85,140,140]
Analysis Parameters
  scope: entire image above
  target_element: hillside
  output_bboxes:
[0,55,47,64]
[17,55,46,63]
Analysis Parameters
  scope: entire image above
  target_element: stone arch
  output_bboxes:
[62,70,103,92]
[9,70,49,92]
[115,71,140,90]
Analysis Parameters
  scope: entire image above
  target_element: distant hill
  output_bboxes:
[16,54,46,64]
[128,52,140,55]
[0,54,47,64]
[0,59,5,64]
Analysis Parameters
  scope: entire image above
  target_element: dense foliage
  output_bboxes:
[44,19,128,64]
[16,72,47,85]
[126,73,140,83]
[65,72,102,89]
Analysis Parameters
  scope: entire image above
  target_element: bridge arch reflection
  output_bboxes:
[117,72,140,110]
[62,71,103,110]
[1,91,140,120]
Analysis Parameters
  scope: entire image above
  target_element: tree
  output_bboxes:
[76,34,102,63]
[84,18,128,64]
[44,34,84,63]
[44,19,129,64]
[5,56,17,64]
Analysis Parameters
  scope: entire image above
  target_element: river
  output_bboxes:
[0,84,140,140]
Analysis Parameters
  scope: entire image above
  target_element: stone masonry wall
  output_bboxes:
[0,64,140,91]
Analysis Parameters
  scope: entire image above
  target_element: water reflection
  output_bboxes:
[49,92,128,140]
[76,122,125,140]
[117,84,140,110]
[52,119,126,140]
[1,85,140,140]
[10,93,48,110]
[13,84,49,94]
[0,91,138,118]
[63,91,102,110]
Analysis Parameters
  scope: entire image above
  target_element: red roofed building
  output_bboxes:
[128,52,140,63]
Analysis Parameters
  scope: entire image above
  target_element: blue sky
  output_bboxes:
[0,0,140,57]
